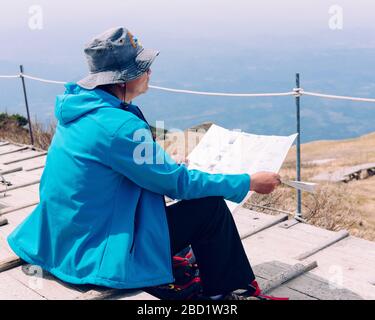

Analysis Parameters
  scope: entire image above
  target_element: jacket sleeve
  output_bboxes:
[109,117,251,203]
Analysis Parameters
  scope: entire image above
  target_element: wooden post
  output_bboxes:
[295,73,302,219]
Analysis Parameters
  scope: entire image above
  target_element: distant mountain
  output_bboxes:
[1,45,375,143]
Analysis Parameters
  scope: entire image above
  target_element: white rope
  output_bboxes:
[149,85,295,97]
[0,74,295,96]
[0,75,20,79]
[21,74,67,85]
[1,73,375,102]
[301,90,375,103]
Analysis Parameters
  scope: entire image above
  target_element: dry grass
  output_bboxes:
[245,182,373,240]
[0,118,55,150]
[245,131,375,241]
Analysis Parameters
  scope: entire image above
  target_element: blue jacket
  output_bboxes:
[7,83,251,289]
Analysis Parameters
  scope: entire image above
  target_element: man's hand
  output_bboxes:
[250,171,281,194]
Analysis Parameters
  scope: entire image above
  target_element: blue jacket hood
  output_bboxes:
[55,82,123,124]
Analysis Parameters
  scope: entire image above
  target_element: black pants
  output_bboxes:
[165,196,256,296]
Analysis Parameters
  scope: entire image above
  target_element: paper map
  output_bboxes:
[187,124,298,212]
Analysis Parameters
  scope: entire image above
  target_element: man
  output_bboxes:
[8,26,281,300]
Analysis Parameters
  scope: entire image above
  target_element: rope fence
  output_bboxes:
[0,75,20,79]
[148,85,295,97]
[22,74,66,85]
[1,67,375,219]
[1,72,375,102]
[300,90,375,103]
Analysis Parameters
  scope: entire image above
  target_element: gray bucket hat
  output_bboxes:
[78,26,159,90]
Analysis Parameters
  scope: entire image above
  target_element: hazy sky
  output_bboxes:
[0,1,374,141]
[1,0,375,64]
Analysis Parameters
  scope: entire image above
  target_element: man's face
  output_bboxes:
[127,69,152,95]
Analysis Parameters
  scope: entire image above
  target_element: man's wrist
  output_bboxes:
[249,174,253,191]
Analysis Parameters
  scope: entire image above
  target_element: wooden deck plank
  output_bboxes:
[0,256,24,273]
[0,272,46,300]
[0,180,40,194]
[77,288,159,300]
[5,266,84,300]
[0,149,40,164]
[290,223,340,238]
[0,207,35,258]
[0,147,29,156]
[0,166,23,175]
[260,261,318,294]
[266,285,317,300]
[306,236,375,300]
[286,272,363,300]
[0,144,25,155]
[4,152,48,165]
[117,292,159,300]
[0,206,36,233]
[0,206,35,261]
[0,236,14,261]
[0,168,44,187]
[233,208,288,239]
[253,261,363,300]
[0,184,40,209]
[0,207,37,262]
[243,221,339,265]
[312,162,375,182]
[16,156,46,171]
[295,230,349,260]
[0,202,39,216]
[0,142,10,147]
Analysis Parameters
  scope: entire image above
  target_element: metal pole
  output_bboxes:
[19,65,34,146]
[295,73,302,218]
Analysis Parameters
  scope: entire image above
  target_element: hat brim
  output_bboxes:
[77,48,159,90]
